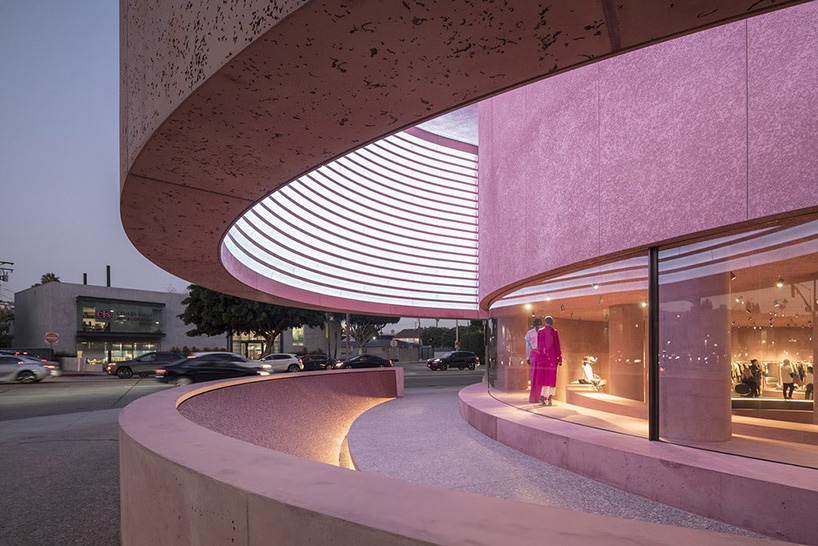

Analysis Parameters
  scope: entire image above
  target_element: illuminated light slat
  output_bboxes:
[296,174,475,238]
[281,187,477,250]
[372,140,478,179]
[233,222,477,296]
[309,167,477,224]
[242,209,478,282]
[257,199,479,271]
[236,216,478,288]
[333,157,478,210]
[253,200,477,272]
[223,127,479,310]
[352,149,477,199]
[226,233,479,305]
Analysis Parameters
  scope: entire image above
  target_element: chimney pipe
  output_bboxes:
[83,273,87,285]
[106,265,111,287]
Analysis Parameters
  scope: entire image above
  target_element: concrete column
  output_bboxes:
[608,304,646,402]
[493,314,533,391]
[659,272,732,442]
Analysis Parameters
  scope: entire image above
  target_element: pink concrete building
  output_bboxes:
[120,0,818,543]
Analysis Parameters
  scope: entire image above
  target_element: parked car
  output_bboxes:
[0,355,51,383]
[110,351,186,378]
[154,354,269,386]
[259,353,303,373]
[336,354,393,369]
[300,354,336,371]
[427,351,480,371]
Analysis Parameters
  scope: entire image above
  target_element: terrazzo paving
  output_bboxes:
[349,386,766,539]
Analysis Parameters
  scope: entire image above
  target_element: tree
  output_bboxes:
[31,272,60,288]
[459,321,486,360]
[0,306,13,348]
[345,314,400,354]
[421,326,455,351]
[179,285,326,353]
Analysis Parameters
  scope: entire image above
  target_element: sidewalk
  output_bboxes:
[348,386,763,539]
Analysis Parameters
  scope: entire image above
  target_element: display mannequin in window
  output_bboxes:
[533,315,562,406]
[781,359,796,400]
[525,317,542,366]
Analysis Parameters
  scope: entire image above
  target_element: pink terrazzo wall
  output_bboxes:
[479,2,818,305]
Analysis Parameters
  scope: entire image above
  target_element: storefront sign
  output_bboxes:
[96,309,113,321]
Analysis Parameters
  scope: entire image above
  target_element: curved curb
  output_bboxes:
[458,382,818,545]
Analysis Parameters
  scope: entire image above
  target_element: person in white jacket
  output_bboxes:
[780,359,796,400]
[525,317,542,366]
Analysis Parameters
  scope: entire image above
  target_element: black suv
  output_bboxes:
[427,351,480,371]
[337,355,393,369]
[110,351,186,378]
[300,354,336,371]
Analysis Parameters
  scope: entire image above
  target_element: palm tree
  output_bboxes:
[31,272,61,287]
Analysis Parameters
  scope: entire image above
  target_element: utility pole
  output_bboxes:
[345,312,350,360]
[0,262,13,304]
[417,317,422,361]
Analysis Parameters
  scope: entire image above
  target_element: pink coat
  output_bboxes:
[529,326,562,402]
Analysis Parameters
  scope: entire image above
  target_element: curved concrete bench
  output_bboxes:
[460,382,818,545]
[119,368,789,545]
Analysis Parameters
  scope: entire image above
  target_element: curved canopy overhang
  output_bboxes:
[121,0,807,317]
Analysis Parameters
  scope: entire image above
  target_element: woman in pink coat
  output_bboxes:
[530,316,562,406]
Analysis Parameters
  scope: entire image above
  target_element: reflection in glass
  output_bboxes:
[489,255,649,438]
[659,217,817,468]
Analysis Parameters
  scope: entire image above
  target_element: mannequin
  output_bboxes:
[527,317,543,403]
[534,315,563,406]
[525,317,542,365]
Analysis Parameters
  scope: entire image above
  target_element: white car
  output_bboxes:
[259,353,303,373]
[0,355,52,383]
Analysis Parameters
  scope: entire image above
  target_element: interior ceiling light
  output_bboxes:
[641,302,648,308]
[592,282,599,289]
[776,276,785,288]
[730,271,736,281]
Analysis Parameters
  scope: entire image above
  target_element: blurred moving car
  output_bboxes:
[109,351,186,378]
[154,354,269,386]
[336,354,393,369]
[0,355,52,383]
[190,351,263,369]
[300,354,336,371]
[259,353,303,373]
[427,351,480,371]
[15,355,62,377]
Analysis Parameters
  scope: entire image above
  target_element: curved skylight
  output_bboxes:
[222,128,480,311]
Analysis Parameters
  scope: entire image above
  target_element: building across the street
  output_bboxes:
[13,282,226,364]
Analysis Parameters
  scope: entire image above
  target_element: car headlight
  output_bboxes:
[257,371,271,376]
[261,363,272,369]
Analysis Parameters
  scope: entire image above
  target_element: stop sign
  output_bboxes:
[45,332,59,344]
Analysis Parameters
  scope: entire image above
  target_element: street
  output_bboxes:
[0,361,482,421]
[0,363,482,545]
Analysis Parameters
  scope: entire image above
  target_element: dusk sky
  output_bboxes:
[0,1,454,330]
[0,1,190,300]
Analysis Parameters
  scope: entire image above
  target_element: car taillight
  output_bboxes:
[154,368,166,374]
[298,358,303,364]
[476,357,480,361]
[187,355,196,358]
[388,360,393,364]
[44,364,56,369]
[17,360,24,365]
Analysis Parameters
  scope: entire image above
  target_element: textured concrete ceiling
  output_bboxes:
[121,0,809,317]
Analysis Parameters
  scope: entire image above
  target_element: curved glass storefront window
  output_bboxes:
[659,216,817,468]
[488,254,649,438]
[487,214,818,467]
